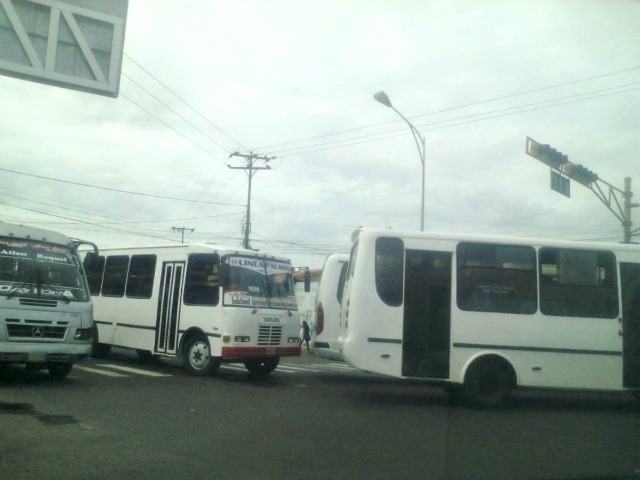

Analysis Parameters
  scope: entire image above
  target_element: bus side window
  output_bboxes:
[539,248,618,318]
[184,253,220,306]
[457,242,537,315]
[375,237,404,307]
[83,254,105,296]
[101,255,129,297]
[126,254,156,299]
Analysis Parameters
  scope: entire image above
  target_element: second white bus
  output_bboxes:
[83,244,304,376]
[339,228,640,406]
[314,253,349,360]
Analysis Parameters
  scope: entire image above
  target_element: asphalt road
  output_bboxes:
[1,349,639,480]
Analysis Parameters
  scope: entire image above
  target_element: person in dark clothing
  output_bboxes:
[300,320,311,353]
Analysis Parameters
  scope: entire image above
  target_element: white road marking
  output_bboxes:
[97,364,171,377]
[74,366,127,377]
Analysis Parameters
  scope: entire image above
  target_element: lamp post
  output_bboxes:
[374,90,426,232]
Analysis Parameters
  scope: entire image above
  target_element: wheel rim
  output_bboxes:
[188,340,211,371]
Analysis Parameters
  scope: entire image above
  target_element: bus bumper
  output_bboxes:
[221,346,301,359]
[0,343,91,364]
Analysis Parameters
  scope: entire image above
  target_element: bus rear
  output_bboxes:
[0,223,95,379]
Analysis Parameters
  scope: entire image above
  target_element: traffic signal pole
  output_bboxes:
[526,137,639,243]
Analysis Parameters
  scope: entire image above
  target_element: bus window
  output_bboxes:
[457,242,536,314]
[101,255,129,297]
[184,253,220,306]
[539,248,618,318]
[126,255,156,299]
[83,254,105,295]
[375,237,404,307]
[336,261,348,304]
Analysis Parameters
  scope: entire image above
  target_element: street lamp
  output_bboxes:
[374,91,426,232]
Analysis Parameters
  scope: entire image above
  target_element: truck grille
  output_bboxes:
[6,324,67,340]
[257,325,282,346]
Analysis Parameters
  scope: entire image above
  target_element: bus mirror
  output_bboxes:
[219,264,229,287]
[304,268,311,293]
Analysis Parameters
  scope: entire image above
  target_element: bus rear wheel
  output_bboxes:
[48,363,73,380]
[244,357,279,376]
[182,334,219,376]
[463,358,514,408]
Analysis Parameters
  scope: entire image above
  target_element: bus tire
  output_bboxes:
[91,329,111,358]
[182,334,218,376]
[244,357,279,376]
[48,363,73,380]
[463,357,514,408]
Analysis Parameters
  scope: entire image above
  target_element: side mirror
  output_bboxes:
[83,252,98,270]
[304,268,311,293]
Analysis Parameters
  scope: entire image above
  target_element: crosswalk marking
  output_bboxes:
[76,360,360,379]
[97,364,171,377]
[75,365,128,377]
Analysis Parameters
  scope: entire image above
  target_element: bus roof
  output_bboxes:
[351,227,640,253]
[0,222,73,246]
[83,243,294,262]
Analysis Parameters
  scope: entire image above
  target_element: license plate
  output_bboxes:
[30,351,46,362]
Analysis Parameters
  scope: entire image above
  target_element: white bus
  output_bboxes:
[83,244,305,376]
[314,253,349,360]
[0,223,97,379]
[339,228,640,406]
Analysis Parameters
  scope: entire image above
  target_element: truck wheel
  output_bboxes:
[48,363,73,380]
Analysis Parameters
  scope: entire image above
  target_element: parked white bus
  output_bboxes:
[314,253,349,360]
[82,244,304,376]
[339,228,640,406]
[0,223,97,379]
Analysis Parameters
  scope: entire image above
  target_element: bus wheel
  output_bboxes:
[463,358,514,408]
[48,363,73,380]
[244,357,279,376]
[182,334,218,376]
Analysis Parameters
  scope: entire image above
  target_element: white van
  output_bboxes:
[314,253,349,360]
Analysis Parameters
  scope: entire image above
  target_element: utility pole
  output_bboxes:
[172,226,194,244]
[228,152,274,250]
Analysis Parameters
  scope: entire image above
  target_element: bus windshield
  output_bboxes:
[0,237,89,302]
[223,255,297,310]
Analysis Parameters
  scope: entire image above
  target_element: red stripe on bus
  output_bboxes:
[221,346,301,358]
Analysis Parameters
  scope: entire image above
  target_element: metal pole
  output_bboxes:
[623,177,632,243]
[244,156,254,250]
[420,135,425,232]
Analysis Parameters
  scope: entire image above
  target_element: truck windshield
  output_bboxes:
[0,237,89,302]
[223,256,297,310]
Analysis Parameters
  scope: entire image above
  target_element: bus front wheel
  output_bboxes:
[463,358,514,408]
[244,357,279,376]
[182,334,219,376]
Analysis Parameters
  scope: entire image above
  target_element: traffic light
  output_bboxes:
[534,144,569,170]
[563,163,598,186]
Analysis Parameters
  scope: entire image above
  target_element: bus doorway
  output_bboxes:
[402,250,452,379]
[621,262,640,389]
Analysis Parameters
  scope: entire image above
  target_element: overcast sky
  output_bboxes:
[1,0,639,268]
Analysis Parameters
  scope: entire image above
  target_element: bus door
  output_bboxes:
[402,250,452,379]
[621,262,640,388]
[155,261,185,355]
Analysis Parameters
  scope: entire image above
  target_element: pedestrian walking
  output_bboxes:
[300,320,311,353]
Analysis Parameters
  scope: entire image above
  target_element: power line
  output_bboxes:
[276,84,640,158]
[253,65,640,152]
[124,54,247,151]
[120,92,228,166]
[0,167,244,206]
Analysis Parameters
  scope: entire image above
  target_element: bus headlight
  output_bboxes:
[74,327,93,340]
[222,334,231,343]
[234,335,250,343]
[288,337,299,343]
